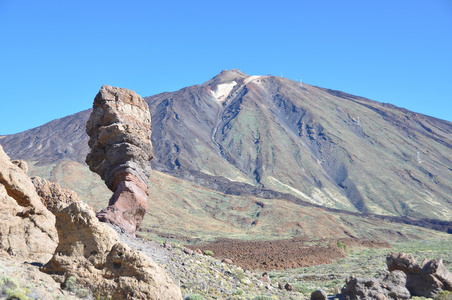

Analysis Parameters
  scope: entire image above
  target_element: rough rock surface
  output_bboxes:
[387,252,452,297]
[311,289,328,300]
[11,159,28,173]
[0,145,58,264]
[43,201,181,300]
[86,85,153,234]
[32,176,80,213]
[341,270,410,300]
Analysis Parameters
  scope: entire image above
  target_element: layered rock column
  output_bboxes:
[86,85,153,234]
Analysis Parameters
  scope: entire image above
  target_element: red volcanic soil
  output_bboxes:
[188,238,390,271]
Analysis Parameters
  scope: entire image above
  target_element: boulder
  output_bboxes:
[341,270,410,300]
[0,145,58,263]
[386,252,421,274]
[43,201,181,300]
[387,252,452,297]
[86,85,153,235]
[311,289,328,300]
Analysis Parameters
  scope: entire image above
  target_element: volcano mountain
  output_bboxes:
[1,69,452,241]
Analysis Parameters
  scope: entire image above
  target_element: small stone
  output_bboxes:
[163,241,172,250]
[183,247,193,255]
[260,272,271,284]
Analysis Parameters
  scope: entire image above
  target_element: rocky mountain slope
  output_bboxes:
[1,70,452,225]
[146,69,452,220]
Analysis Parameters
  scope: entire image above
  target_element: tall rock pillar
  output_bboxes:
[86,85,153,234]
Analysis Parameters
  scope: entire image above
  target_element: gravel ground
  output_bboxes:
[113,225,323,299]
[1,225,449,300]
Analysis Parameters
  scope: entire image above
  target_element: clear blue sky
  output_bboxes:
[1,0,451,135]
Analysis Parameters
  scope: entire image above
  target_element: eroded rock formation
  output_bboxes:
[43,201,182,300]
[86,85,153,234]
[387,252,452,297]
[341,270,411,300]
[0,145,58,263]
[32,176,80,213]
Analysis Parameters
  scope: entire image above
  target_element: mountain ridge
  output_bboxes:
[2,70,452,224]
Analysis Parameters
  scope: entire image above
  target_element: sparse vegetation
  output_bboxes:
[291,282,315,295]
[203,250,214,256]
[63,275,77,292]
[233,288,244,295]
[186,294,206,300]
[163,236,451,299]
[0,228,450,300]
[251,296,274,300]
[6,289,28,300]
[435,291,452,300]
[0,276,30,300]
[337,240,347,251]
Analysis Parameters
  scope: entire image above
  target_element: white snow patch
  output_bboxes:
[210,81,237,103]
[244,75,263,84]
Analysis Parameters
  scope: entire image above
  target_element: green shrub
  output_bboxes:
[203,250,214,256]
[251,296,273,300]
[229,296,245,300]
[63,275,77,292]
[435,291,452,300]
[233,288,244,295]
[186,294,205,300]
[1,277,20,290]
[233,270,246,281]
[6,289,28,300]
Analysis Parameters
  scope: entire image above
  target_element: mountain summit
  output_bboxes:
[147,70,452,220]
[2,70,452,222]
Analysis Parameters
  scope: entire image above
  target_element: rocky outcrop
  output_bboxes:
[339,252,452,299]
[32,176,80,213]
[0,145,58,263]
[341,270,411,300]
[86,85,153,234]
[43,201,181,300]
[387,252,452,297]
